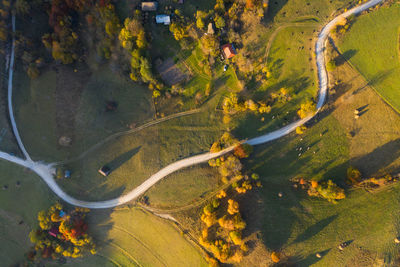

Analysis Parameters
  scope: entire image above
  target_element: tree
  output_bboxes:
[229,231,242,245]
[218,156,242,177]
[234,144,253,158]
[297,100,316,119]
[139,57,155,83]
[347,166,362,184]
[200,34,219,57]
[227,199,239,215]
[271,252,281,263]
[296,125,307,135]
[316,180,346,203]
[214,15,225,29]
[169,22,187,41]
[327,59,337,71]
[196,10,207,29]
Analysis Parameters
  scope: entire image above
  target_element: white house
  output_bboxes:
[156,15,171,25]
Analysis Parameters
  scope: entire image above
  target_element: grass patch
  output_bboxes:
[0,160,56,265]
[14,64,154,162]
[338,3,400,112]
[87,207,207,267]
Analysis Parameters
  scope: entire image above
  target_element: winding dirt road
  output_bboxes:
[0,0,383,209]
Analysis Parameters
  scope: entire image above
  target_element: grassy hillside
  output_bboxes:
[245,44,400,266]
[338,3,400,112]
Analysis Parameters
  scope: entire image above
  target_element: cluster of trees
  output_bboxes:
[331,16,350,36]
[292,177,346,203]
[0,0,11,42]
[42,0,89,64]
[86,0,120,60]
[118,11,163,96]
[199,192,248,264]
[28,203,96,261]
[222,93,271,124]
[307,179,346,203]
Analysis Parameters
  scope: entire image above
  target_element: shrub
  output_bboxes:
[347,166,362,185]
[316,180,346,203]
[229,231,242,245]
[271,252,281,263]
[297,100,316,119]
[227,199,239,215]
[234,144,253,158]
[296,125,307,135]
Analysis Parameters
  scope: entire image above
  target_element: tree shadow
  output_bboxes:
[292,215,337,244]
[352,69,394,95]
[351,138,400,177]
[335,49,357,66]
[283,248,331,267]
[265,0,289,23]
[106,146,141,172]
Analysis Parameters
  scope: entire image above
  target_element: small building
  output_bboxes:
[207,22,215,35]
[64,170,71,179]
[141,2,158,11]
[99,166,111,177]
[156,15,171,25]
[59,210,66,218]
[222,43,237,59]
[178,0,184,3]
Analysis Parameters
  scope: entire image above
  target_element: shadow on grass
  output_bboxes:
[352,138,400,176]
[265,0,289,23]
[106,146,141,172]
[281,248,331,267]
[293,215,337,244]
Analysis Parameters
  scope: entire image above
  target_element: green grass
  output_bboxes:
[144,164,220,209]
[233,25,319,139]
[338,3,400,112]
[14,64,154,162]
[0,160,56,265]
[0,160,206,266]
[240,45,400,265]
[58,111,225,201]
[87,207,207,267]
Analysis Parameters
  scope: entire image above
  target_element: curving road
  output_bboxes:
[0,0,383,209]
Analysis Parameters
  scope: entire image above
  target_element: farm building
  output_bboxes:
[222,43,237,59]
[141,2,158,11]
[156,15,171,25]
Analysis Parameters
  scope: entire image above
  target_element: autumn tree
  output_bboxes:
[297,100,316,119]
[233,144,253,158]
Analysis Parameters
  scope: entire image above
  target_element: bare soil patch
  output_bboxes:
[156,58,189,86]
[55,65,91,147]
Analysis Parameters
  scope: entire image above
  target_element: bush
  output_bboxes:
[271,252,281,263]
[326,59,337,71]
[316,180,346,203]
[234,144,253,158]
[347,166,362,185]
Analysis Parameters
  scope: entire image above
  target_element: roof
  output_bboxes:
[222,44,237,59]
[49,226,60,237]
[141,2,158,11]
[156,15,171,25]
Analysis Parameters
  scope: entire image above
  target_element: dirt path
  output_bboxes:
[0,0,384,209]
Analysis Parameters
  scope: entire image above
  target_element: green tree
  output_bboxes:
[214,15,225,29]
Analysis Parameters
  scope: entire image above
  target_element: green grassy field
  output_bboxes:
[13,64,154,162]
[86,207,207,267]
[338,3,400,112]
[0,160,206,266]
[0,160,55,265]
[242,45,400,266]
